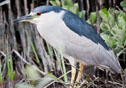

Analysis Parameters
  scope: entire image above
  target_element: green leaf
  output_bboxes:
[9,56,15,81]
[36,75,55,88]
[109,8,114,14]
[123,8,126,11]
[61,0,65,7]
[59,47,68,82]
[124,39,126,46]
[30,41,40,64]
[89,12,96,24]
[117,28,122,35]
[99,8,109,22]
[120,0,126,8]
[48,72,61,81]
[100,23,110,32]
[100,33,110,46]
[112,24,118,32]
[56,0,60,6]
[15,83,34,88]
[115,10,121,18]
[111,37,116,47]
[122,29,126,40]
[64,0,73,7]
[117,14,126,29]
[50,0,56,6]
[25,65,40,80]
[71,3,79,14]
[79,10,85,19]
[108,12,114,27]
[46,42,53,59]
[53,49,63,73]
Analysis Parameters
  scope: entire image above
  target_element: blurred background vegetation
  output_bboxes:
[0,0,126,88]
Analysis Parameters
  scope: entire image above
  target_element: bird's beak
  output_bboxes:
[13,14,33,23]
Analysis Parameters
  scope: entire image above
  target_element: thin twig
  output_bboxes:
[46,0,49,5]
[79,80,88,88]
[44,70,71,88]
[0,0,10,6]
[24,0,29,14]
[117,48,126,57]
[12,49,47,75]
[108,81,124,87]
[86,0,90,18]
[15,0,21,17]
[79,75,99,88]
[115,6,124,13]
[96,0,100,34]
[0,51,6,57]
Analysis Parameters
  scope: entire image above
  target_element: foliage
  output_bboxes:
[99,8,126,56]
[49,0,126,87]
[46,43,68,82]
[30,41,40,64]
[50,0,85,19]
[6,40,15,88]
[89,12,97,25]
[25,65,41,80]
[87,1,126,57]
[0,0,126,88]
[50,0,126,58]
[120,0,126,12]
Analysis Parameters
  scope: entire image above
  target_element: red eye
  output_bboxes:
[36,12,42,16]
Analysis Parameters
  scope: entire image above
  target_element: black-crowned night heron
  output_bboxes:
[14,5,120,87]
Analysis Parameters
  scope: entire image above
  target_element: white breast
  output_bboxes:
[35,11,67,51]
[33,10,100,66]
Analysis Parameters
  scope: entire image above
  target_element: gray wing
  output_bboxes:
[62,11,120,73]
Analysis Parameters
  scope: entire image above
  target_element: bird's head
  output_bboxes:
[13,5,65,24]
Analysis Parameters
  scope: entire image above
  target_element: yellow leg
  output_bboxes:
[71,66,76,86]
[76,64,84,83]
[68,57,76,88]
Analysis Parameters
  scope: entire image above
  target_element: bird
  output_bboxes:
[14,5,121,87]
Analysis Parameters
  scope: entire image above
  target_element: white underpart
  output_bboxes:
[32,10,79,64]
[34,11,66,50]
[31,10,95,65]
[28,10,120,73]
